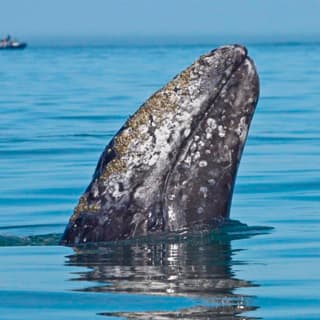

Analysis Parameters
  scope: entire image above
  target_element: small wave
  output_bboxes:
[0,233,61,246]
[66,220,273,250]
[0,220,272,248]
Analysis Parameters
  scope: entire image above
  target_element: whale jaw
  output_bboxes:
[61,45,259,245]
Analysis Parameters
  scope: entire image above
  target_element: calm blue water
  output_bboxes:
[1,43,320,319]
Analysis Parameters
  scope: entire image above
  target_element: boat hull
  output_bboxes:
[0,43,27,50]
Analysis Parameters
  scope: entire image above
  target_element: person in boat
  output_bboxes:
[1,35,12,44]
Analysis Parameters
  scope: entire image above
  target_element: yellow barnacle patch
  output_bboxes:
[97,65,194,182]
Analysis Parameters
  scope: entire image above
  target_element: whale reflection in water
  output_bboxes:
[66,222,268,319]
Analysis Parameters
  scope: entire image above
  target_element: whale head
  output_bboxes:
[61,44,259,245]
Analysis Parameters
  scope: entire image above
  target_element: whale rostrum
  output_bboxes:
[61,44,259,245]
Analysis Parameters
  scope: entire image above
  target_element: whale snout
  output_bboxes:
[61,44,259,245]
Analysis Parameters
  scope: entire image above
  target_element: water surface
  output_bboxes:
[1,43,320,319]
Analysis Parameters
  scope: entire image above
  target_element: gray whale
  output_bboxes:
[61,44,259,245]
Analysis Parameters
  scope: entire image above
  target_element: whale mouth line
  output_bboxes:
[161,53,250,223]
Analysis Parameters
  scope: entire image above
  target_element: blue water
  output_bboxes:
[1,43,320,319]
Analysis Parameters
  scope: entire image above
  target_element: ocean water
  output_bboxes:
[0,42,320,319]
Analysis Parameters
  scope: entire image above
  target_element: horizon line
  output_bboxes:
[4,33,320,46]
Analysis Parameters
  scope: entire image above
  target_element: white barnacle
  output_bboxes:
[197,207,204,214]
[206,118,217,129]
[199,160,207,167]
[218,125,226,137]
[235,116,248,142]
[184,156,191,165]
[109,181,124,200]
[200,186,208,194]
[123,127,132,135]
[92,183,99,198]
[194,151,201,160]
[148,153,159,166]
[184,128,191,138]
[168,194,176,201]
[190,142,197,153]
[168,206,176,224]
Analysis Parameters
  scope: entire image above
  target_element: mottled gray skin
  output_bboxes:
[61,44,259,245]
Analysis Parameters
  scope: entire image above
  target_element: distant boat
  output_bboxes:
[0,35,27,50]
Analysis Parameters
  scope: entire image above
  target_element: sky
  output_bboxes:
[1,0,320,43]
